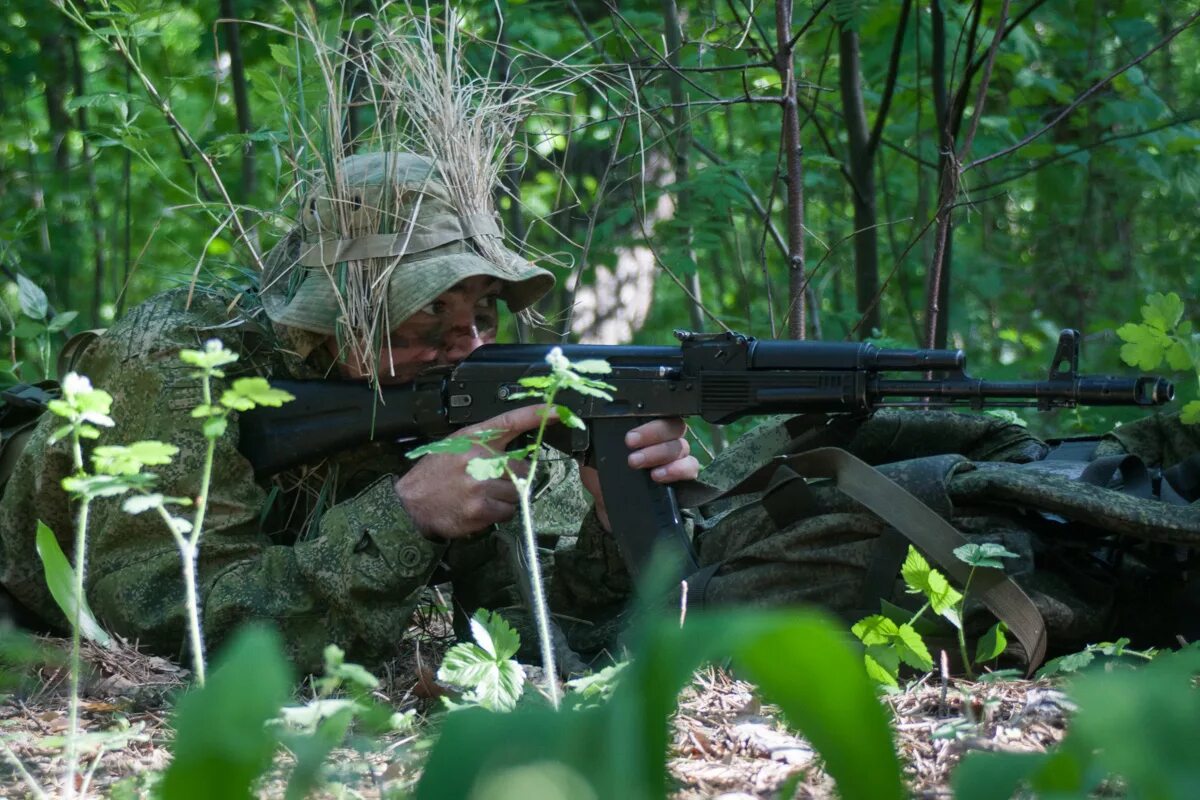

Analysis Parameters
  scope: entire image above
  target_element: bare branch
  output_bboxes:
[967,8,1200,172]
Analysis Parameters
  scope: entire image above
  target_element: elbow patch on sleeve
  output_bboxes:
[297,476,439,598]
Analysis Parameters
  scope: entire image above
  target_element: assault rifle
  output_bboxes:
[238,329,1173,578]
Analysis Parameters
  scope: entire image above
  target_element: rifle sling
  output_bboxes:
[678,447,1048,672]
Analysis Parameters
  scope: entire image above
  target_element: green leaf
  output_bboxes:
[16,275,48,320]
[900,547,963,620]
[975,622,1008,664]
[555,404,586,431]
[203,416,228,439]
[863,645,900,687]
[62,473,147,499]
[268,43,296,68]
[954,543,1019,570]
[1141,291,1185,332]
[1164,340,1193,371]
[221,378,295,411]
[895,623,934,671]
[179,339,239,370]
[471,610,521,662]
[92,441,178,476]
[851,614,898,646]
[516,375,553,390]
[1036,648,1095,678]
[569,359,612,375]
[47,311,79,333]
[8,319,45,339]
[122,494,164,515]
[35,521,112,647]
[1117,323,1169,370]
[438,644,526,712]
[407,431,505,459]
[1181,400,1200,425]
[159,627,293,800]
[323,643,380,690]
[466,455,508,481]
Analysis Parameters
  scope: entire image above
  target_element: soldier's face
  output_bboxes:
[332,275,501,384]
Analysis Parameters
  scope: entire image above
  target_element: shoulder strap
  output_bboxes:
[57,328,105,378]
[775,448,1047,672]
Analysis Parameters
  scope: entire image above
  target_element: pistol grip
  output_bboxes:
[590,417,700,580]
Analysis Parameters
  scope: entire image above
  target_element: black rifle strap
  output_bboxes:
[1164,454,1200,504]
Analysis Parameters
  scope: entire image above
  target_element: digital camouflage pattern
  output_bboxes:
[0,287,592,669]
[686,409,1200,658]
[1,286,1197,668]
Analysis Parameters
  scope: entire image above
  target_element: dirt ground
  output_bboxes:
[0,631,1071,799]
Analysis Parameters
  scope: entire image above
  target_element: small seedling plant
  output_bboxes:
[407,347,615,708]
[1,275,77,384]
[33,341,292,797]
[853,543,1017,686]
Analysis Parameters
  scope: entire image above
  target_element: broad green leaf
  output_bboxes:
[563,381,614,401]
[516,375,554,390]
[1181,400,1200,425]
[1036,648,1095,678]
[1165,340,1193,371]
[471,610,521,662]
[191,404,219,418]
[203,416,228,439]
[322,644,380,690]
[901,547,963,618]
[35,521,112,647]
[954,543,1019,570]
[62,473,148,499]
[7,319,44,339]
[570,359,612,375]
[566,662,627,703]
[179,340,239,370]
[895,623,934,671]
[122,494,164,515]
[555,404,586,431]
[159,627,293,800]
[16,275,48,320]
[406,437,476,457]
[1141,292,1185,332]
[438,642,526,712]
[851,614,898,646]
[975,622,1008,664]
[1118,322,1169,370]
[92,441,177,476]
[47,311,79,333]
[222,378,295,411]
[466,455,508,481]
[863,649,900,687]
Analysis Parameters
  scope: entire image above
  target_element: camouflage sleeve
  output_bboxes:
[1096,411,1200,468]
[0,291,444,670]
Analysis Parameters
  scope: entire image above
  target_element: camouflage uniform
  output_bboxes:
[676,409,1200,655]
[0,288,595,669]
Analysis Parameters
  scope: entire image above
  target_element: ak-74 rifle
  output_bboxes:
[238,329,1173,579]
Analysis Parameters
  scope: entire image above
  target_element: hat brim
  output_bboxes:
[267,247,554,337]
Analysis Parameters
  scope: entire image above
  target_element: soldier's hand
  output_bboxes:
[396,405,552,539]
[579,417,700,532]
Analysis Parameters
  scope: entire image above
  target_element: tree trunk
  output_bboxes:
[775,0,807,340]
[220,0,257,203]
[838,26,880,339]
[71,35,106,329]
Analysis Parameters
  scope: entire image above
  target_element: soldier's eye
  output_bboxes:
[418,301,444,316]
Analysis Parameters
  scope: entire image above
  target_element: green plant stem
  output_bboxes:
[958,569,976,680]
[63,428,88,800]
[179,371,221,688]
[0,738,49,800]
[514,476,559,709]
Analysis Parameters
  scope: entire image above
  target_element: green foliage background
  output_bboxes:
[2,0,1197,432]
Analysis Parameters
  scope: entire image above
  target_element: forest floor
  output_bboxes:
[0,625,1070,799]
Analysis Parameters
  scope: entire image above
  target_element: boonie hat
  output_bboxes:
[261,151,553,337]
